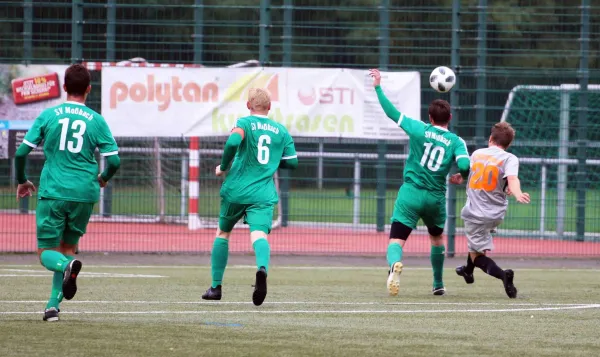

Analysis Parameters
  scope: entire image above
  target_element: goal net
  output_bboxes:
[500,84,600,236]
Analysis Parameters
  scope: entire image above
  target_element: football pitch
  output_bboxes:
[1,256,599,357]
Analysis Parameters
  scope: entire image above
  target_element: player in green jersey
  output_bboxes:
[15,64,121,321]
[201,88,298,306]
[369,69,470,296]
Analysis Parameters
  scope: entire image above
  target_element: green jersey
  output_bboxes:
[398,113,469,193]
[220,115,297,205]
[23,101,118,203]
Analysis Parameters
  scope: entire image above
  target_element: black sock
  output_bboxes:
[465,255,475,275]
[473,255,505,280]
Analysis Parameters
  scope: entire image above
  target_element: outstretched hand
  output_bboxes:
[16,180,36,202]
[369,69,381,87]
[515,192,531,204]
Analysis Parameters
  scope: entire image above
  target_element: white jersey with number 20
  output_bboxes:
[461,146,519,223]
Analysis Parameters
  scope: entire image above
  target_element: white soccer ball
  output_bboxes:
[429,66,456,93]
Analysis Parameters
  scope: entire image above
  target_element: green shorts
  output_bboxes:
[391,183,446,231]
[36,198,95,249]
[219,200,274,234]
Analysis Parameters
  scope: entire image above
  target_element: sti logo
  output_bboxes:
[223,73,279,102]
[297,87,355,106]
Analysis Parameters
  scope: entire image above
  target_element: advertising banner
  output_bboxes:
[101,67,420,139]
[0,64,68,158]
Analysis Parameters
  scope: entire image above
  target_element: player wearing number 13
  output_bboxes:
[202,88,298,306]
[14,64,120,322]
[369,69,470,296]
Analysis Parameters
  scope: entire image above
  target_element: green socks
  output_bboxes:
[210,238,229,288]
[40,250,70,273]
[45,254,74,310]
[430,245,446,289]
[386,242,403,267]
[46,272,64,310]
[210,237,270,288]
[252,238,270,274]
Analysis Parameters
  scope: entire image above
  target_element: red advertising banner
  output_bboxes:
[11,72,61,105]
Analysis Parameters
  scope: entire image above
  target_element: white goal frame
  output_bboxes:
[501,84,600,237]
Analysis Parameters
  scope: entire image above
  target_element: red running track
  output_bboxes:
[2,213,600,256]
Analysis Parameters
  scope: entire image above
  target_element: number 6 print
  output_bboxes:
[257,134,271,164]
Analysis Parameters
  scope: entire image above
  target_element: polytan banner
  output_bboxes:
[101,67,420,139]
[0,64,69,158]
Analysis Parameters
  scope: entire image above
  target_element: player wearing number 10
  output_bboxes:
[202,88,298,306]
[14,64,121,322]
[369,69,470,296]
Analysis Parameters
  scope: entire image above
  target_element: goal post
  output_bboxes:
[501,84,600,237]
[186,137,283,231]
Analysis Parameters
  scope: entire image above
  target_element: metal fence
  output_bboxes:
[1,0,599,256]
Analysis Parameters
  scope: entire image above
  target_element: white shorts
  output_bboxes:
[464,219,503,253]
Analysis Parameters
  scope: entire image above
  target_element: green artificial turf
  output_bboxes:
[0,263,599,357]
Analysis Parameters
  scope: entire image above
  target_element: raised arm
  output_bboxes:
[370,69,401,123]
[370,69,424,137]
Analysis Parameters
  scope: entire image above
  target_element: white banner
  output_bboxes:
[101,67,420,139]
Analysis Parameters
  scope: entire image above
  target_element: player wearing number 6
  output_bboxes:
[14,64,120,321]
[201,88,298,306]
[369,69,470,296]
[451,122,530,298]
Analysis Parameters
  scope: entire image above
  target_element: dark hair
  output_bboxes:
[428,99,451,126]
[490,122,516,148]
[64,64,91,96]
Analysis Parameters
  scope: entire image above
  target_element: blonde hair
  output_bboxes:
[248,87,271,111]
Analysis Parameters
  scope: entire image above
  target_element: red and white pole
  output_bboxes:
[188,137,201,230]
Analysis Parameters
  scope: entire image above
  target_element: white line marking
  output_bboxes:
[0,269,46,273]
[0,275,165,278]
[1,265,599,272]
[1,304,599,315]
[0,268,166,278]
[0,274,165,278]
[0,300,596,306]
[79,273,167,278]
[225,266,600,272]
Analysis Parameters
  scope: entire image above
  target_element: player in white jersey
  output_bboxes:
[449,122,530,298]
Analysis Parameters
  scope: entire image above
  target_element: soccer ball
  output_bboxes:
[429,66,456,93]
